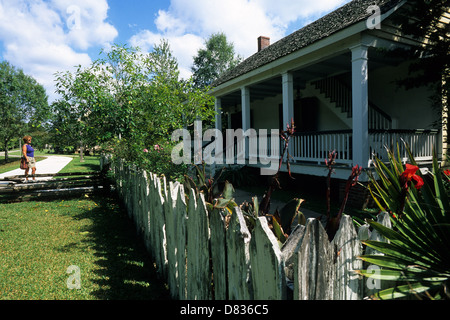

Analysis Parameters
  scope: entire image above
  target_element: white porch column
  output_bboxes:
[351,44,370,168]
[282,72,294,161]
[282,72,294,130]
[215,97,222,131]
[241,87,251,131]
[241,86,251,159]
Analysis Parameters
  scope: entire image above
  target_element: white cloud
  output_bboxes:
[0,0,351,102]
[130,30,203,80]
[129,0,351,80]
[50,0,118,50]
[0,0,117,102]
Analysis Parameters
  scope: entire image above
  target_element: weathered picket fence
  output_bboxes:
[106,158,391,300]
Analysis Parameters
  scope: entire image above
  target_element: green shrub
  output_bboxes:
[357,145,450,300]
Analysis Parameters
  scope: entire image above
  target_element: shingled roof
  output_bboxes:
[212,0,404,87]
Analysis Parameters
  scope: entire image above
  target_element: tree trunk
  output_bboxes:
[79,141,84,163]
[4,139,9,161]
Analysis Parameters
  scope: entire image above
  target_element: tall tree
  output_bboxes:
[53,42,214,162]
[0,61,49,160]
[191,32,242,88]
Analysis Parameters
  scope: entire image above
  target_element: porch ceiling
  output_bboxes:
[219,48,403,108]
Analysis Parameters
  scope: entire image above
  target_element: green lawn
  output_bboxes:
[0,197,170,300]
[58,154,102,174]
[0,154,170,300]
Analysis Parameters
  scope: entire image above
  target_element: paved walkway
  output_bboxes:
[0,156,73,184]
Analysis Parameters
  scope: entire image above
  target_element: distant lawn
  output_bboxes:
[57,155,101,174]
[0,195,170,300]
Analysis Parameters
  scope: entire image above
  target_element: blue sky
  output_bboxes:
[0,0,351,102]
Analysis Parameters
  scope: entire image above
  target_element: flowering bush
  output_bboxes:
[112,138,188,181]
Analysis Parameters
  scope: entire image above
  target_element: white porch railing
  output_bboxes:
[369,129,439,163]
[290,130,353,165]
[209,129,438,168]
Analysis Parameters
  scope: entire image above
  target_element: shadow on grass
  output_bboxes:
[70,192,171,300]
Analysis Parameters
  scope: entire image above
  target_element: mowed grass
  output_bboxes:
[0,154,170,300]
[57,155,101,174]
[0,197,170,300]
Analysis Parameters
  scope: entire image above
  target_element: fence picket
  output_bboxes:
[294,218,334,300]
[173,183,188,300]
[331,215,363,300]
[149,174,167,278]
[250,217,287,300]
[209,209,228,300]
[186,190,212,300]
[226,207,253,300]
[164,181,180,299]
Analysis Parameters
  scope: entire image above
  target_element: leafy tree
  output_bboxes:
[53,41,215,177]
[0,61,49,160]
[191,32,242,88]
[53,65,109,161]
[390,0,449,163]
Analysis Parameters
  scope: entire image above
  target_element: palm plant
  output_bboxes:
[357,144,450,299]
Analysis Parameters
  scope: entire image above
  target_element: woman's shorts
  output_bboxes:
[27,157,36,169]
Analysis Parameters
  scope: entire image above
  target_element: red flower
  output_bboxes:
[444,169,450,176]
[400,164,424,190]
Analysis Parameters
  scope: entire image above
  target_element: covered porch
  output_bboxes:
[211,36,441,180]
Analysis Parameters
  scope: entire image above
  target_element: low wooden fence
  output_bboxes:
[0,171,110,202]
[108,158,391,300]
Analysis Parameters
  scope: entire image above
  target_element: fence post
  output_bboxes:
[226,207,253,300]
[186,189,212,300]
[250,217,287,300]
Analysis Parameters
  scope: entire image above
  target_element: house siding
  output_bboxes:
[369,61,439,130]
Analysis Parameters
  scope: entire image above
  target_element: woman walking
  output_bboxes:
[22,135,36,182]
